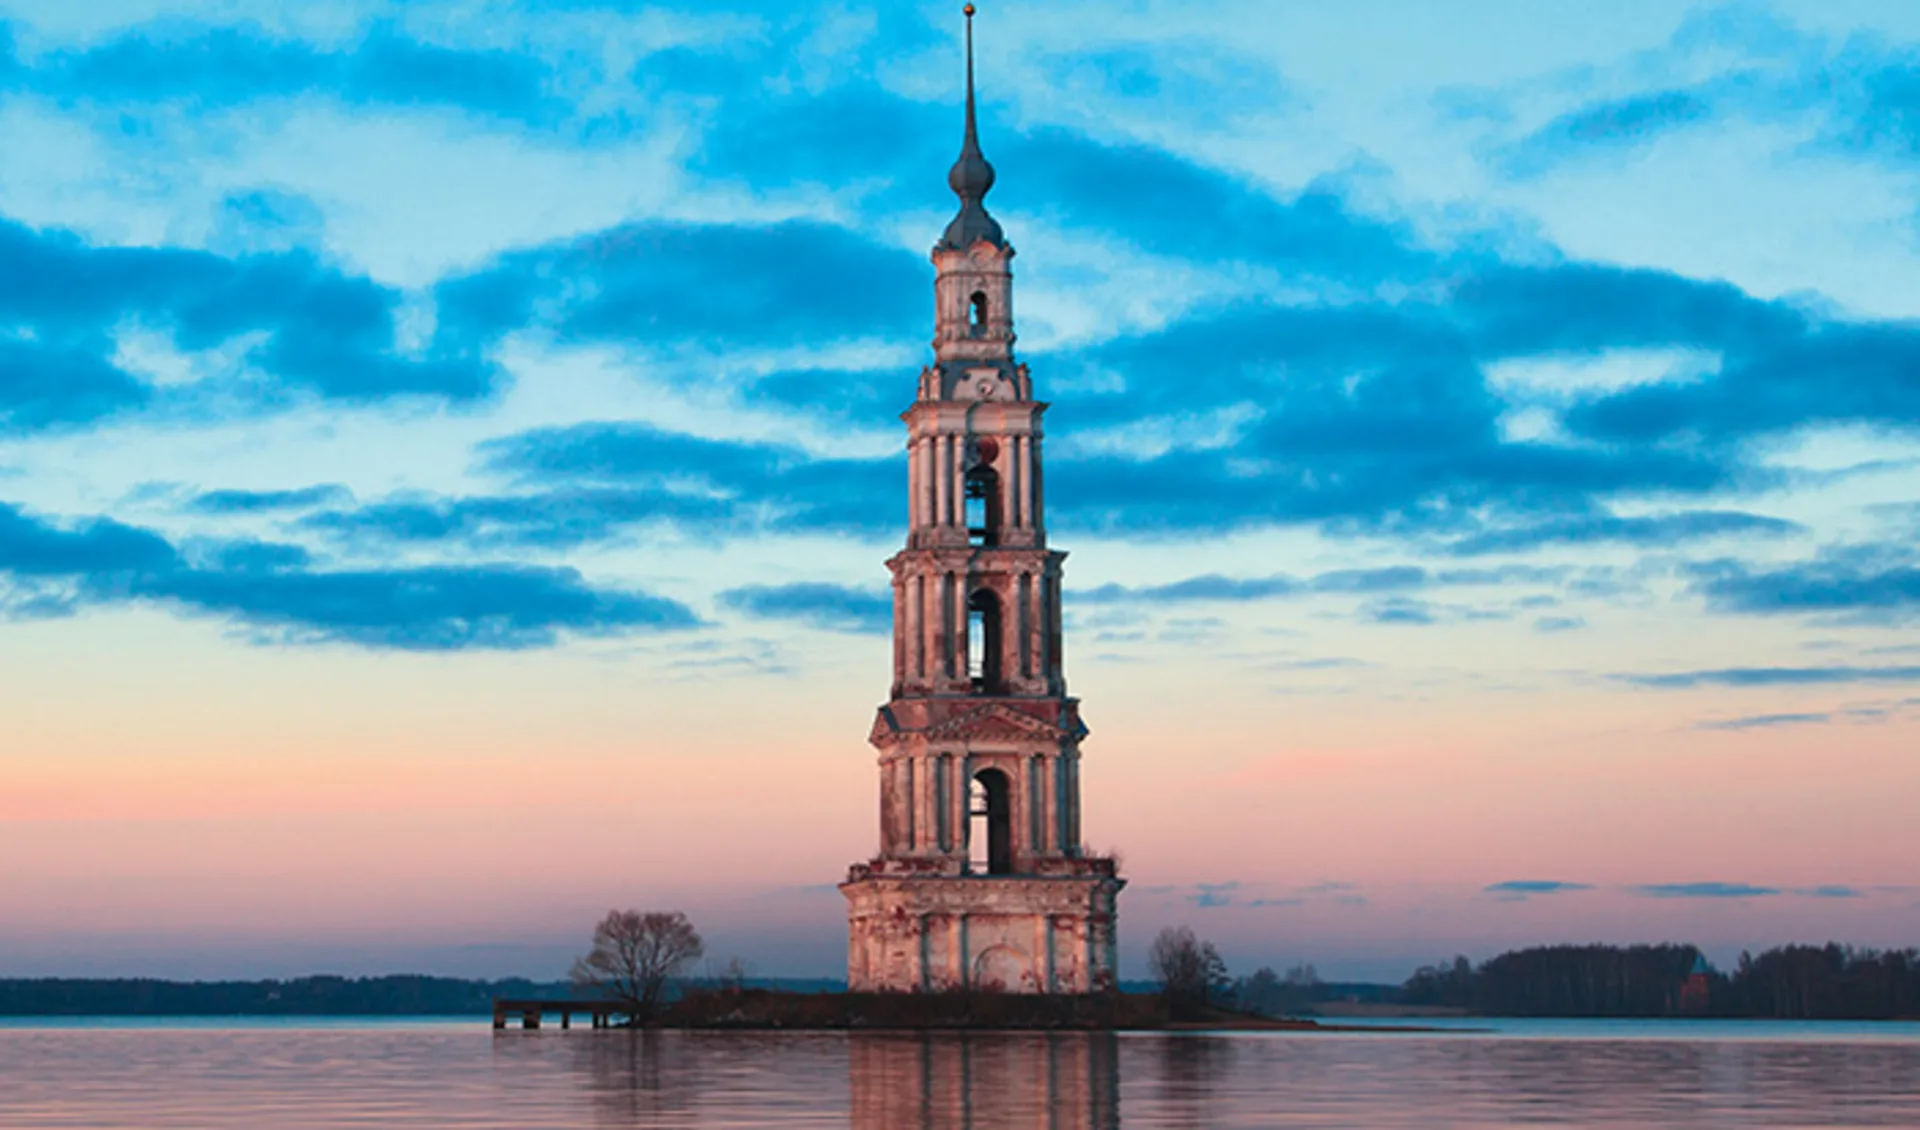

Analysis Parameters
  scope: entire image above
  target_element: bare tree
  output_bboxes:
[695,955,753,995]
[571,909,705,1019]
[1238,966,1283,1016]
[1149,926,1230,1016]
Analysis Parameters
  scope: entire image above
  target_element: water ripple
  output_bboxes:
[2,1022,1918,1127]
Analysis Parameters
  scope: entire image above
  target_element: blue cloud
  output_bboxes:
[1044,296,1746,537]
[1076,573,1302,605]
[0,502,178,575]
[0,500,697,650]
[1626,665,1920,689]
[1446,510,1800,556]
[303,487,742,551]
[20,23,563,124]
[1698,712,1832,732]
[189,485,352,514]
[0,339,150,433]
[717,582,890,635]
[212,190,326,254]
[1796,885,1865,899]
[1691,547,1920,620]
[693,81,949,194]
[1310,566,1430,594]
[0,218,497,423]
[478,422,894,537]
[1036,42,1290,117]
[1486,880,1594,895]
[1634,882,1782,899]
[1363,596,1439,626]
[434,220,926,354]
[1072,564,1564,608]
[1187,881,1242,909]
[1533,615,1586,633]
[1498,90,1712,177]
[1000,130,1434,283]
[1565,319,1920,447]
[133,561,695,650]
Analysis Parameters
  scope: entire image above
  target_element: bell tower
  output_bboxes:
[842,4,1124,995]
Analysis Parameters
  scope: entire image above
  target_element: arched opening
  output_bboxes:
[963,464,1001,546]
[967,588,1001,693]
[969,768,1012,875]
[969,291,988,336]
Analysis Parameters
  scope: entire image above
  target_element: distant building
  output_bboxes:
[1677,952,1713,1014]
[840,7,1124,994]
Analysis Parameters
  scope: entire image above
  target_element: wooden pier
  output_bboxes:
[491,998,626,1030]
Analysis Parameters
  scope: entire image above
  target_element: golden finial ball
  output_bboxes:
[964,4,975,16]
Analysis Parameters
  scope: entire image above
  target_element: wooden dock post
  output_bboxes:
[490,998,621,1033]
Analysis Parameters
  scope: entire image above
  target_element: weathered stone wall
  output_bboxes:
[844,874,1122,994]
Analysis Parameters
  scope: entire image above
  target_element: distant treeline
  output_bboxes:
[0,976,569,1016]
[1398,943,1920,1019]
[10,946,1917,1019]
[0,975,845,1016]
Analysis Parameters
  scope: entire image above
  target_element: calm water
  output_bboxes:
[3,1019,1919,1127]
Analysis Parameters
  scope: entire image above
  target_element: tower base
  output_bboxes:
[842,868,1123,993]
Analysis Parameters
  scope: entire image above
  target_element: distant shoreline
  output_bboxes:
[5,970,1918,1022]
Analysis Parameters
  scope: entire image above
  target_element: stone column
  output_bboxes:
[907,574,923,681]
[907,438,920,529]
[902,757,916,853]
[1065,756,1081,849]
[950,432,965,528]
[1017,572,1033,681]
[934,435,950,531]
[951,755,967,860]
[1038,752,1055,854]
[891,574,905,687]
[1019,434,1033,530]
[939,571,955,681]
[950,570,965,683]
[1012,435,1026,528]
[935,752,950,852]
[924,437,938,533]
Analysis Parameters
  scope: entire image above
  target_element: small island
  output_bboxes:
[494,988,1326,1033]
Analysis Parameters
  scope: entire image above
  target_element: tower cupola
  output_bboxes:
[938,4,1005,251]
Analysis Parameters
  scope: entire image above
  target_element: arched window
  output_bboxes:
[963,465,1001,547]
[967,588,1001,693]
[969,291,988,336]
[969,768,1012,875]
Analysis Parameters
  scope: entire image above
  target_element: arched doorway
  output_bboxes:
[969,768,1012,875]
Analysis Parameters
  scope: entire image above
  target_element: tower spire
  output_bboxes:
[963,3,980,154]
[941,3,1004,249]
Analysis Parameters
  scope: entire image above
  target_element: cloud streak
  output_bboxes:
[718,582,890,635]
[0,501,698,650]
[1625,665,1920,689]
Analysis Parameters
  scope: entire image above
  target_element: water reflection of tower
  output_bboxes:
[849,1033,1120,1130]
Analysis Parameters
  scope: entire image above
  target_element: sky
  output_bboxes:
[2,0,1919,984]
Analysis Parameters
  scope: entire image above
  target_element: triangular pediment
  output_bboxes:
[925,702,1069,744]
